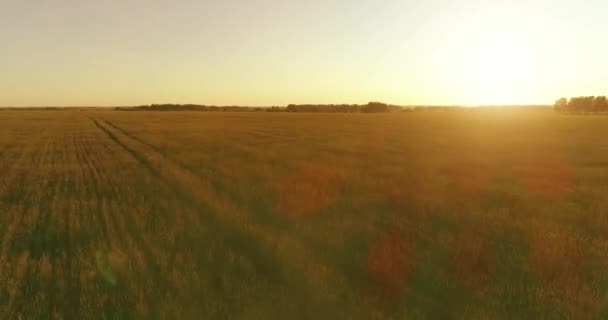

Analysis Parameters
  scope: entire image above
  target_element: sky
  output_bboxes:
[1,0,607,106]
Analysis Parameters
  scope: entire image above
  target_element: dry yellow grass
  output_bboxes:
[367,232,412,298]
[0,109,607,318]
[276,161,344,217]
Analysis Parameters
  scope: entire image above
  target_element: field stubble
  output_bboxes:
[0,110,607,318]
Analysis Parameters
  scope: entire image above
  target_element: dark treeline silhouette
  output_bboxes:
[286,104,360,112]
[115,104,268,112]
[115,103,553,113]
[286,102,399,113]
[117,102,402,113]
[554,96,608,113]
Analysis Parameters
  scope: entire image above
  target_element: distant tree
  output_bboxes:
[362,102,390,113]
[554,98,568,112]
[568,97,581,113]
[266,106,285,112]
[287,103,373,112]
[555,96,608,114]
[593,96,607,113]
[583,96,595,113]
[567,96,593,113]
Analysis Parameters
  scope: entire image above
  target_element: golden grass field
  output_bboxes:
[1,109,607,319]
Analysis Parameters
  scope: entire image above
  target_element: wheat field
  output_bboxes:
[0,109,607,319]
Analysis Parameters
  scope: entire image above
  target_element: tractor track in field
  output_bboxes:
[90,116,285,280]
[88,116,351,305]
[74,128,140,318]
[99,118,258,211]
[95,119,277,245]
[90,117,176,316]
[0,114,351,317]
[74,133,111,244]
[4,119,137,318]
[92,118,214,272]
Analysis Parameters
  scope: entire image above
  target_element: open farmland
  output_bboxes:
[1,109,608,319]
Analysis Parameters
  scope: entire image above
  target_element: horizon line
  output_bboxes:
[0,103,553,108]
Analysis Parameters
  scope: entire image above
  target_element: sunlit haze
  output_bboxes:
[1,0,607,106]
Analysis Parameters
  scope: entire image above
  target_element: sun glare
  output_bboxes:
[469,42,534,104]
[452,26,539,105]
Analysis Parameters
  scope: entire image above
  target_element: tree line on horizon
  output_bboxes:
[116,102,402,113]
[285,102,401,113]
[115,104,266,112]
[554,96,608,113]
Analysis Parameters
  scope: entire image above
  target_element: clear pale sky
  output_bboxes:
[1,0,607,106]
